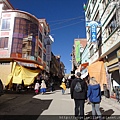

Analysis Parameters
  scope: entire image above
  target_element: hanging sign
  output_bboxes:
[86,21,101,42]
[90,24,97,42]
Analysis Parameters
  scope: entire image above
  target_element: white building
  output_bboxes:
[85,0,120,95]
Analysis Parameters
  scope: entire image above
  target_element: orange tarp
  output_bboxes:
[87,61,107,91]
[76,62,89,72]
[81,62,89,68]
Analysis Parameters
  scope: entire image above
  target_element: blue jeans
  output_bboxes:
[92,103,102,120]
[74,99,85,119]
[62,89,65,94]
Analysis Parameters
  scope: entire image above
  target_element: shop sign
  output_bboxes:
[86,21,101,42]
[17,61,37,68]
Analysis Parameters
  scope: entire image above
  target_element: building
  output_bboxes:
[0,0,50,87]
[71,38,87,73]
[85,0,120,94]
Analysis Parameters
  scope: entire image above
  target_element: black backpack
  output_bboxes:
[74,81,82,92]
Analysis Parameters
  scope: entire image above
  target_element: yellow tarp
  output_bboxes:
[87,61,107,91]
[7,62,40,85]
[6,62,17,86]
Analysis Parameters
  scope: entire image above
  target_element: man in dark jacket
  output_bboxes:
[70,72,87,119]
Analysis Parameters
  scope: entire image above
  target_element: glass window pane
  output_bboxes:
[0,37,8,48]
[2,19,10,30]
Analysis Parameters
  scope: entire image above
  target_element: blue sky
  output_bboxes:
[9,0,87,73]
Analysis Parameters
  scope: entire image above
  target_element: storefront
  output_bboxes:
[0,58,44,89]
[106,48,120,97]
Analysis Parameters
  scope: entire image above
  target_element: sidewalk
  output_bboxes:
[102,96,120,111]
[33,89,74,115]
[33,89,120,120]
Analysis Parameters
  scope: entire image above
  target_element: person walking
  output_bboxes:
[115,86,119,102]
[50,80,54,92]
[60,78,66,94]
[66,79,70,89]
[70,72,87,120]
[40,80,47,95]
[34,81,40,94]
[87,77,102,120]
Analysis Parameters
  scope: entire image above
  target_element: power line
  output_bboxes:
[51,21,84,31]
[48,16,84,23]
[50,17,85,26]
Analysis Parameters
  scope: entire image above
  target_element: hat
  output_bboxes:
[76,72,81,77]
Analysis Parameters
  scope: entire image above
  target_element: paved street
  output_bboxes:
[34,89,120,120]
[0,89,120,120]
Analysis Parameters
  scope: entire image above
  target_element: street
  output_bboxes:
[0,90,52,120]
[0,89,120,120]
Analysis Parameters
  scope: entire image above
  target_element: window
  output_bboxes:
[91,0,97,4]
[86,7,91,20]
[14,18,38,37]
[12,18,38,56]
[94,11,100,22]
[12,38,22,53]
[97,34,102,48]
[0,37,8,48]
[102,0,109,10]
[39,31,42,42]
[2,19,10,30]
[44,41,46,48]
[92,0,97,6]
[43,53,46,62]
[90,46,94,57]
[106,14,117,36]
[38,47,42,58]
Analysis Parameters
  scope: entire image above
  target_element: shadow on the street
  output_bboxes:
[86,107,114,120]
[0,95,52,120]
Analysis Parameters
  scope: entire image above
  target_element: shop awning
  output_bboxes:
[79,62,89,79]
[87,61,107,91]
[7,62,41,86]
[75,62,89,73]
[81,62,89,70]
[0,57,43,67]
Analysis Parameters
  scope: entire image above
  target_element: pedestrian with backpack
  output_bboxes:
[70,72,88,120]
